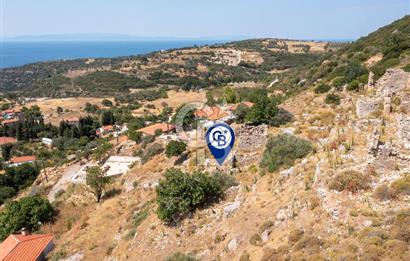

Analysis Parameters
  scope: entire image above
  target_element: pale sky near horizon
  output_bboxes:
[1,0,409,40]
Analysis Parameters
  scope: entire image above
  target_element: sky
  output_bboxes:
[1,0,409,40]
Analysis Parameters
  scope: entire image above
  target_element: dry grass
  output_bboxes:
[17,97,112,125]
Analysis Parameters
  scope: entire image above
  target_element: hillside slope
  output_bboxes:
[0,39,333,97]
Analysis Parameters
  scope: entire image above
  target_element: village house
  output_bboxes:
[0,233,54,261]
[0,137,17,146]
[1,118,19,126]
[8,155,37,167]
[96,125,114,137]
[41,137,53,146]
[137,123,176,136]
[195,106,236,127]
[2,109,21,120]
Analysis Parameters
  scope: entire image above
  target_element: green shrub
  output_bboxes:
[0,187,16,205]
[101,99,113,107]
[402,64,410,72]
[314,83,331,94]
[260,134,312,172]
[132,203,151,228]
[166,141,187,158]
[325,94,341,105]
[156,168,231,223]
[165,252,198,261]
[347,80,360,91]
[128,130,142,144]
[141,143,164,163]
[329,171,370,193]
[332,77,346,88]
[0,196,55,240]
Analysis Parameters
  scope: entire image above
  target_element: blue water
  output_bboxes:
[0,40,226,68]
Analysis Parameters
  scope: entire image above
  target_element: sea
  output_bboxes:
[0,40,227,68]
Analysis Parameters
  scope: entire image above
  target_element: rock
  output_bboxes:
[261,229,270,242]
[397,115,410,150]
[280,167,294,178]
[281,127,295,135]
[276,209,287,222]
[363,220,372,227]
[227,237,239,251]
[356,97,380,119]
[330,208,340,219]
[196,249,211,260]
[60,252,84,261]
[223,200,241,218]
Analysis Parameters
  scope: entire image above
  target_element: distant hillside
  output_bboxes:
[0,39,334,97]
[272,15,410,94]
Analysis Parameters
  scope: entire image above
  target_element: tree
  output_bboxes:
[86,166,110,202]
[128,130,142,144]
[101,111,115,126]
[0,186,16,205]
[1,143,13,161]
[206,92,216,106]
[0,196,54,240]
[245,95,279,126]
[56,106,63,114]
[223,87,237,103]
[156,168,225,223]
[260,134,312,172]
[234,104,250,124]
[102,99,113,107]
[166,141,187,158]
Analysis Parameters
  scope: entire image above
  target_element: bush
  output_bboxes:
[329,171,370,193]
[390,209,410,243]
[156,168,230,223]
[0,196,54,240]
[0,186,16,205]
[165,252,198,261]
[128,130,142,144]
[234,104,250,124]
[260,134,312,172]
[373,184,397,201]
[141,143,164,163]
[325,94,341,105]
[314,83,331,94]
[391,175,410,195]
[101,99,113,107]
[166,141,187,158]
[332,77,345,88]
[347,80,360,91]
[402,64,410,72]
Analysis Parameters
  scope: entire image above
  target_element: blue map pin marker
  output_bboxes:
[206,123,235,165]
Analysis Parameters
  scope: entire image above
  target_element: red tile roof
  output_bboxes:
[137,123,175,136]
[10,156,36,164]
[103,125,114,131]
[195,106,230,121]
[0,137,17,145]
[2,119,19,125]
[0,234,53,261]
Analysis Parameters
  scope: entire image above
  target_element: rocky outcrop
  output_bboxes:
[397,115,410,150]
[356,97,381,118]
